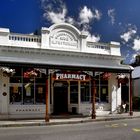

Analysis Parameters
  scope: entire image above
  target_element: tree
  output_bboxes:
[131,55,140,67]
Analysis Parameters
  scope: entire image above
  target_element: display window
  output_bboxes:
[95,73,109,103]
[70,81,78,104]
[9,67,46,105]
[80,81,91,102]
[10,86,22,104]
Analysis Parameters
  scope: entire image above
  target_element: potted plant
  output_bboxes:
[0,67,15,77]
[24,69,41,79]
[102,72,111,80]
[116,74,129,87]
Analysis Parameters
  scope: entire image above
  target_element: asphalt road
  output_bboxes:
[0,118,140,140]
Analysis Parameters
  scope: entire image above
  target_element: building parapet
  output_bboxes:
[86,41,120,56]
[9,33,41,48]
[9,33,41,43]
[86,41,111,55]
[0,24,121,56]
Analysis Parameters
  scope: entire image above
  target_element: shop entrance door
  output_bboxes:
[53,81,68,115]
[121,84,129,103]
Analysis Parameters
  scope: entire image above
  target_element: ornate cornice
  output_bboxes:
[0,45,122,61]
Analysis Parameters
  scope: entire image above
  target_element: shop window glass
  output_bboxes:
[35,77,46,104]
[9,67,22,104]
[35,85,46,103]
[9,67,47,105]
[10,86,22,104]
[95,79,108,103]
[10,67,22,83]
[70,81,78,103]
[23,80,35,104]
[81,81,90,102]
[23,68,34,104]
[100,80,108,102]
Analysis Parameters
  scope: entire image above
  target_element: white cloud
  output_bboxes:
[67,17,75,24]
[108,9,116,25]
[130,53,137,63]
[123,50,135,64]
[41,0,74,24]
[133,38,140,51]
[79,6,101,24]
[126,52,138,64]
[41,1,101,42]
[78,6,101,41]
[44,7,67,24]
[94,9,101,20]
[120,29,136,42]
[87,34,100,42]
[79,6,93,24]
[118,22,122,26]
[83,30,100,42]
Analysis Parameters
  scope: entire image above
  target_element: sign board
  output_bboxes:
[50,31,78,49]
[53,72,91,81]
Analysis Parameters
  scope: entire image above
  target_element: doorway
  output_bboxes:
[121,83,129,103]
[53,81,68,114]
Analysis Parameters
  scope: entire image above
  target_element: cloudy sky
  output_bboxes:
[0,0,140,64]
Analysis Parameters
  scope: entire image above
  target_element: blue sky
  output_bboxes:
[0,0,140,64]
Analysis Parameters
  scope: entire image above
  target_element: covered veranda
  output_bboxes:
[0,61,133,122]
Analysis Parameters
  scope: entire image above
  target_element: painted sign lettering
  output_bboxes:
[53,72,91,81]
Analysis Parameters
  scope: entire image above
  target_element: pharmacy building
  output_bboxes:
[0,23,133,120]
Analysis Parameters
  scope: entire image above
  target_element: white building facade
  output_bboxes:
[0,23,133,119]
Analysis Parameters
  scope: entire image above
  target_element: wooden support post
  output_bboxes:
[92,79,96,119]
[45,73,49,122]
[129,72,133,116]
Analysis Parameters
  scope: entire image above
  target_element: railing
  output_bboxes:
[9,33,41,43]
[87,42,110,51]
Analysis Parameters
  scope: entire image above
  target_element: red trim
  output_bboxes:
[45,79,49,122]
[92,79,96,119]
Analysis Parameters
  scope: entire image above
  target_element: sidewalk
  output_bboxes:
[0,112,140,128]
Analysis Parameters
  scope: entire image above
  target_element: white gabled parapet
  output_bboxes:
[0,24,122,56]
[0,28,10,46]
[45,23,81,51]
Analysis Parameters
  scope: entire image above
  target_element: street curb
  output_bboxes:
[0,116,140,128]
